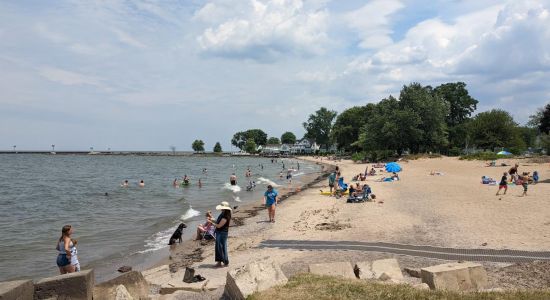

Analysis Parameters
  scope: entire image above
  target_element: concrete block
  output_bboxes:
[34,269,94,300]
[355,259,403,280]
[421,262,488,291]
[0,280,33,300]
[225,260,288,300]
[115,285,134,300]
[308,262,356,279]
[94,271,149,300]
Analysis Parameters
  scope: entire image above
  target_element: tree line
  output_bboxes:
[309,82,550,159]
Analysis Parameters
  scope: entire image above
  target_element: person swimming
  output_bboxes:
[230,173,237,186]
[173,178,178,187]
[183,175,190,185]
[139,180,145,187]
[121,180,129,187]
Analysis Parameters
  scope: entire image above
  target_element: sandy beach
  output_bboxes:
[142,156,550,297]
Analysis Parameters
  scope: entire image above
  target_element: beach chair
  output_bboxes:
[201,225,216,241]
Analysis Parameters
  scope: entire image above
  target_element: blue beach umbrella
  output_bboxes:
[497,151,512,155]
[385,162,402,172]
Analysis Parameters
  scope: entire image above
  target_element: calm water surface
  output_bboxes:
[0,154,320,281]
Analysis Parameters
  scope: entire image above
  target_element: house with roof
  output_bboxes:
[291,138,319,154]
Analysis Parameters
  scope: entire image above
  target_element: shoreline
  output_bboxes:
[95,158,335,284]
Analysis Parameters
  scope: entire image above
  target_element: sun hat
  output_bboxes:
[216,201,232,211]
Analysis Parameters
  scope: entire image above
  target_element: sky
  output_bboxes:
[1,0,549,151]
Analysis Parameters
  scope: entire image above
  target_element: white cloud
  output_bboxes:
[112,28,147,49]
[345,0,404,49]
[196,0,329,60]
[39,67,103,87]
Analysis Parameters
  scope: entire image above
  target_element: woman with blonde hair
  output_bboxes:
[56,225,76,274]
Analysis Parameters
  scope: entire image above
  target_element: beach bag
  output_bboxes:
[183,267,195,283]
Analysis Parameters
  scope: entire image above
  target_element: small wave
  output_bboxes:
[223,183,241,193]
[292,172,305,177]
[181,207,200,220]
[137,226,175,254]
[233,196,242,202]
[256,177,281,187]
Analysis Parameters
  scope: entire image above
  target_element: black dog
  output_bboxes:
[168,223,187,245]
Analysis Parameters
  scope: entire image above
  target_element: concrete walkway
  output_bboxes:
[259,240,550,263]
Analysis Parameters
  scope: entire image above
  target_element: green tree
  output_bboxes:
[213,142,222,153]
[331,104,375,152]
[231,129,268,150]
[281,132,297,144]
[468,109,523,150]
[358,96,422,155]
[538,103,550,134]
[244,138,257,153]
[399,83,449,152]
[303,107,337,149]
[434,82,478,127]
[191,140,205,152]
[267,137,280,144]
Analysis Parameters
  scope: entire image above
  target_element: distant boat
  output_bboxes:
[231,150,251,156]
[88,151,101,155]
[50,152,56,155]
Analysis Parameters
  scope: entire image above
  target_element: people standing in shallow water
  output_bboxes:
[211,202,231,267]
[56,225,76,274]
[229,173,237,186]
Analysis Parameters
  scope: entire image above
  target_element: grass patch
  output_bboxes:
[248,273,550,300]
[459,152,511,161]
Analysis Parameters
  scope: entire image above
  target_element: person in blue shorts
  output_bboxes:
[264,185,279,223]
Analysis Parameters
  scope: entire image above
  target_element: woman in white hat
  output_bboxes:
[210,201,232,267]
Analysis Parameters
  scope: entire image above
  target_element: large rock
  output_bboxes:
[225,260,288,300]
[355,259,403,280]
[94,271,149,300]
[34,269,94,300]
[421,262,488,291]
[0,280,33,300]
[308,262,356,279]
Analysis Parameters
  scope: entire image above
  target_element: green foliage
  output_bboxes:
[303,107,337,149]
[399,83,449,152]
[244,138,257,154]
[448,147,462,156]
[434,82,478,127]
[468,109,524,150]
[351,152,366,162]
[191,139,205,152]
[231,129,267,150]
[331,104,375,152]
[459,152,508,161]
[281,132,297,144]
[540,133,550,154]
[213,142,222,153]
[539,103,550,134]
[267,137,280,144]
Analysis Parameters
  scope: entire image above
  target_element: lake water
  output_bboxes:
[0,154,321,282]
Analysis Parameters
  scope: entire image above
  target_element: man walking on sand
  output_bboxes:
[264,185,279,223]
[328,171,336,193]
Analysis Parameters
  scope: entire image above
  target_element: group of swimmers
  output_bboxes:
[121,179,145,187]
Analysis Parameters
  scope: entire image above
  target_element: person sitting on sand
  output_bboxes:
[496,172,508,195]
[533,171,539,184]
[359,173,366,181]
[430,170,444,176]
[391,172,399,180]
[139,180,145,187]
[196,211,215,240]
[369,168,376,176]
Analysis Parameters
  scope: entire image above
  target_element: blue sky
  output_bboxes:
[1,0,549,151]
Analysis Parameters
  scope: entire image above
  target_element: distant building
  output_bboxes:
[290,138,319,154]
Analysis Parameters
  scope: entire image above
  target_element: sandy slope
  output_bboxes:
[153,156,550,295]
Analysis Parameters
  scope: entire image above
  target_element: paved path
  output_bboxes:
[259,240,550,263]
